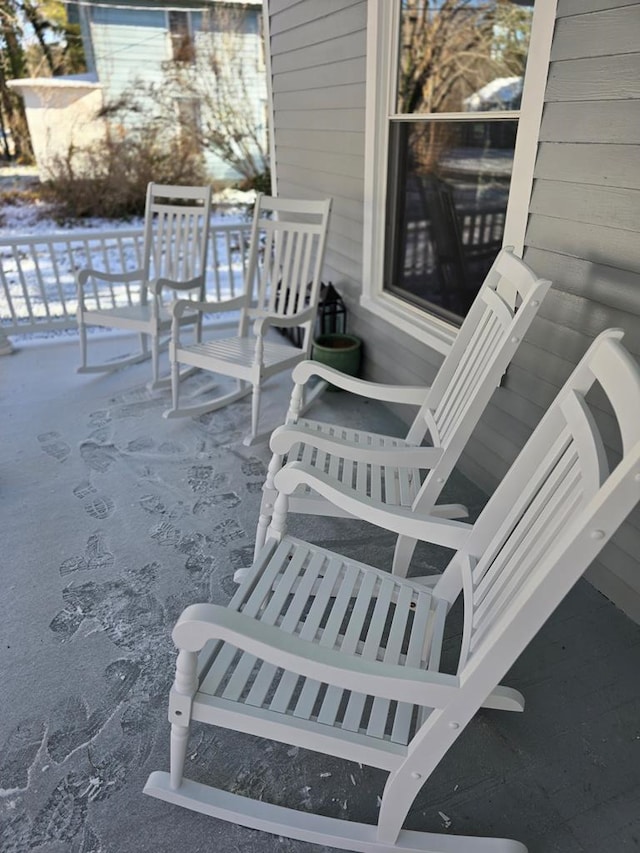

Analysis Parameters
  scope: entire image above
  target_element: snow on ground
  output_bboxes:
[0,197,250,237]
[0,196,127,237]
[0,166,255,236]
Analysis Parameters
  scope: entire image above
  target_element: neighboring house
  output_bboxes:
[11,0,267,182]
[264,0,640,622]
[77,0,266,181]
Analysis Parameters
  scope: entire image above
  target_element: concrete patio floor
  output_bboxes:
[0,332,639,853]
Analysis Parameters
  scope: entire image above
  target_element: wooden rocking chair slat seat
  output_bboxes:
[193,536,450,761]
[181,336,307,376]
[253,248,552,573]
[163,194,332,446]
[145,329,640,853]
[280,421,434,513]
[76,182,212,389]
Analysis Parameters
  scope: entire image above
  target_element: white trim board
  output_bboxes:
[263,0,278,194]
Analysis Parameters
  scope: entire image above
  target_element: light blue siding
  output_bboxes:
[84,1,266,181]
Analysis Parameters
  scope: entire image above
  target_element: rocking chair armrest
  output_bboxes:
[270,424,443,468]
[291,360,429,404]
[149,274,204,295]
[252,307,315,336]
[77,267,145,287]
[171,294,247,319]
[173,603,460,707]
[274,462,472,550]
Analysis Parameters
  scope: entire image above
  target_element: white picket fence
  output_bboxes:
[0,216,255,335]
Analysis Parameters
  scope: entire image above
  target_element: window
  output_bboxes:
[168,10,195,63]
[363,0,556,352]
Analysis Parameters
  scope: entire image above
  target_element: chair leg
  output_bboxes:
[392,535,418,577]
[171,352,181,413]
[249,383,261,444]
[150,335,161,390]
[377,769,425,846]
[233,453,282,583]
[170,722,190,790]
[254,453,283,559]
[169,648,198,789]
[79,318,88,369]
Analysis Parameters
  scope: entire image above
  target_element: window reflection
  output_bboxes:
[169,10,195,64]
[384,1,533,323]
[385,120,516,322]
[397,1,533,115]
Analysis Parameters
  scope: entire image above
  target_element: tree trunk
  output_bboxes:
[0,0,34,161]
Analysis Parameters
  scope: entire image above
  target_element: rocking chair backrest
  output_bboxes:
[401,331,640,786]
[406,247,551,512]
[249,194,332,354]
[141,183,213,303]
[456,329,640,678]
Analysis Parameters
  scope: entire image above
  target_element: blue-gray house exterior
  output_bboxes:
[75,0,266,181]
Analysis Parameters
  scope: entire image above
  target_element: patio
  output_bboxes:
[1,331,639,853]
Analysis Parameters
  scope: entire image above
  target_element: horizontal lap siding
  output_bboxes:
[468,1,640,620]
[90,7,167,98]
[268,0,453,394]
[270,0,380,357]
[90,4,265,182]
[269,0,367,315]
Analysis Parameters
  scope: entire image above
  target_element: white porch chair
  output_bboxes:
[164,194,332,446]
[145,329,640,853]
[76,183,212,389]
[254,247,551,572]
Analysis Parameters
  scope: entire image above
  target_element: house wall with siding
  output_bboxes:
[269,0,367,320]
[89,8,167,95]
[267,0,640,621]
[269,0,447,395]
[514,0,640,620]
[84,1,266,181]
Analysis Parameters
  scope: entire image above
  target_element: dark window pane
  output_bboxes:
[397,1,533,115]
[169,10,189,35]
[169,11,195,63]
[384,119,516,323]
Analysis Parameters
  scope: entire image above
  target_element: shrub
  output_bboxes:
[42,122,208,221]
[238,168,271,196]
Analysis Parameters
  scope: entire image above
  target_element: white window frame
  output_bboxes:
[361,0,557,354]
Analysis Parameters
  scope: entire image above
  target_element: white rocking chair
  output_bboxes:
[145,328,640,852]
[164,194,332,445]
[254,248,551,573]
[77,183,212,389]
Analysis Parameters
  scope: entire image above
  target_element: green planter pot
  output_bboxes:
[312,333,362,390]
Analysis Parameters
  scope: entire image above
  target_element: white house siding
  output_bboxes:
[267,0,640,621]
[86,2,266,181]
[89,8,167,97]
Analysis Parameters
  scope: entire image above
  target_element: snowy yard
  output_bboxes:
[0,181,256,335]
